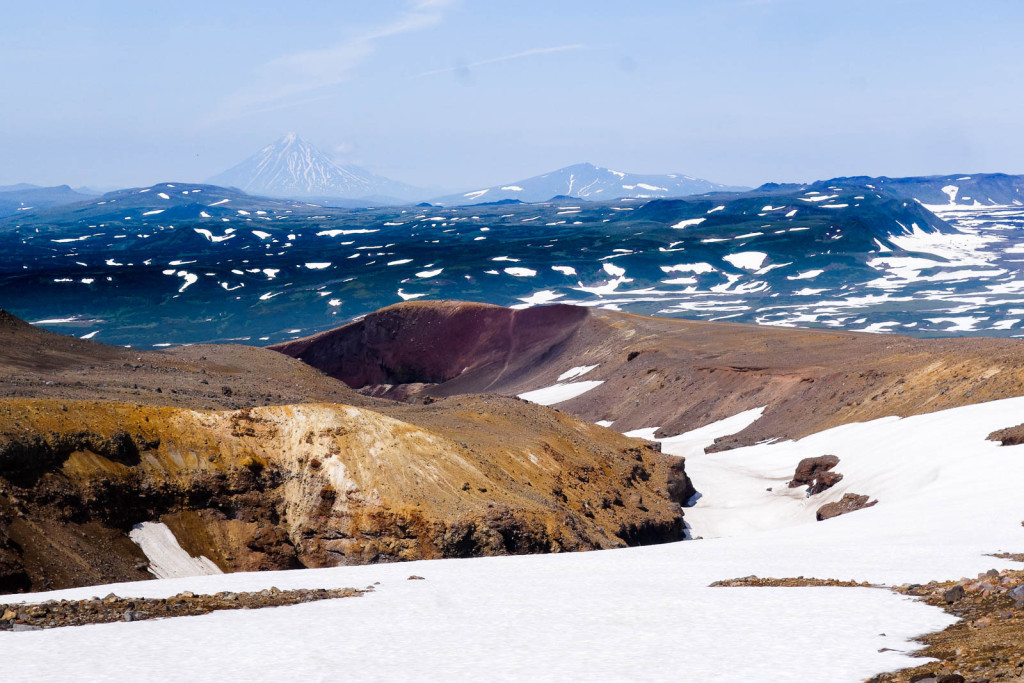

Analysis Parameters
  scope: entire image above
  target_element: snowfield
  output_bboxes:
[3,396,1024,681]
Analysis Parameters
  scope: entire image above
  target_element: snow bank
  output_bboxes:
[128,522,222,580]
[557,365,598,382]
[517,380,604,405]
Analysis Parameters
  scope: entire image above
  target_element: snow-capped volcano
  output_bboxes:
[209,134,425,203]
[431,162,748,206]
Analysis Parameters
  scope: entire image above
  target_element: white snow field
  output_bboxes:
[3,397,1024,682]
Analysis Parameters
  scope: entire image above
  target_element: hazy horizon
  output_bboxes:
[3,0,1023,192]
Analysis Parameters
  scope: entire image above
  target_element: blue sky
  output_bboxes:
[2,0,1022,191]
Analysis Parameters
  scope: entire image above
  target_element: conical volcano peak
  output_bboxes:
[209,135,426,202]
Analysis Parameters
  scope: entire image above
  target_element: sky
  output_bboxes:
[2,0,1023,192]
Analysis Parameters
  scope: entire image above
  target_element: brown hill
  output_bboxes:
[0,309,371,411]
[271,301,1024,449]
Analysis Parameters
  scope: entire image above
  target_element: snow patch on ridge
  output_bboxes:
[518,380,604,405]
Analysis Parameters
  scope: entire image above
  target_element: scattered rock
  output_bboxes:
[943,585,965,604]
[710,575,875,588]
[788,455,843,495]
[407,575,425,581]
[816,493,877,521]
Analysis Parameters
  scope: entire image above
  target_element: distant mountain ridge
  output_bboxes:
[821,173,1024,207]
[0,185,93,218]
[208,134,428,203]
[2,182,343,227]
[430,162,748,206]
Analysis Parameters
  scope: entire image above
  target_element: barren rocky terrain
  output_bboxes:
[0,309,689,592]
[3,300,1024,682]
[273,300,1024,447]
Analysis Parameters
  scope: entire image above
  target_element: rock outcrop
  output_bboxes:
[788,455,843,496]
[815,493,877,521]
[986,423,1024,446]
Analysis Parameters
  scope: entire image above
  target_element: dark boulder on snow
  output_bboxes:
[788,455,843,496]
[816,493,877,521]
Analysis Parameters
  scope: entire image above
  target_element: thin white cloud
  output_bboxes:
[206,0,452,124]
[416,44,585,78]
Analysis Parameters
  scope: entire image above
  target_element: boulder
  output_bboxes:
[816,493,877,521]
[943,585,966,604]
[789,455,843,496]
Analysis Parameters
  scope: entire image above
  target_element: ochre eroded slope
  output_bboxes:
[0,395,686,592]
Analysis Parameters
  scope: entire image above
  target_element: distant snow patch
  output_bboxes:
[193,228,236,243]
[512,290,563,308]
[416,268,444,278]
[603,263,626,277]
[558,365,598,382]
[723,252,768,270]
[504,267,537,277]
[317,229,378,237]
[787,269,824,281]
[661,263,715,274]
[518,380,604,406]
